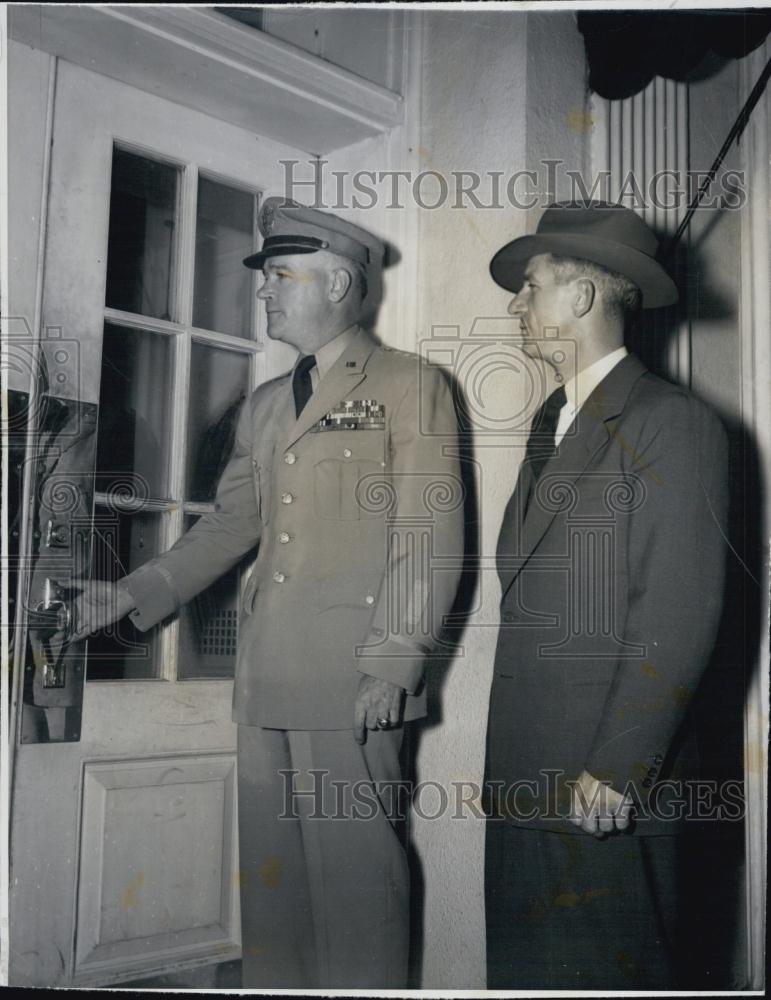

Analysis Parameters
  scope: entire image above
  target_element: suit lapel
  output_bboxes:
[517,411,609,563]
[284,327,379,450]
[496,459,533,594]
[499,354,647,599]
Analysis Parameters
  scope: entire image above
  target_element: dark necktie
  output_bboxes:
[497,384,568,578]
[292,354,316,418]
[526,383,568,483]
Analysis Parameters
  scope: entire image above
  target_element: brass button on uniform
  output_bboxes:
[281,492,294,505]
[273,571,286,584]
[343,448,352,458]
[284,452,297,465]
[278,532,291,544]
[365,594,375,605]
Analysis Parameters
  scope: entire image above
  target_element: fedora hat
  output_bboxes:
[490,201,678,308]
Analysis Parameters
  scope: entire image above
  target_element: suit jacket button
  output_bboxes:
[281,492,294,504]
[284,452,297,465]
[278,532,291,544]
[365,594,375,605]
[343,448,352,458]
[272,571,286,584]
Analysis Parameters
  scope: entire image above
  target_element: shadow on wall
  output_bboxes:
[402,365,480,988]
[590,232,755,988]
[361,239,401,334]
[677,228,760,987]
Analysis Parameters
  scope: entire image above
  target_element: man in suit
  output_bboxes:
[74,198,463,989]
[484,202,729,989]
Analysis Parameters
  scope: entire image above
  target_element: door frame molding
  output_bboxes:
[739,38,770,993]
[8,5,403,155]
[7,48,58,804]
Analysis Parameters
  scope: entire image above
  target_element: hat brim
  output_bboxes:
[243,245,319,270]
[489,233,678,308]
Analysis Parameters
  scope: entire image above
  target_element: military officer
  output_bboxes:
[74,199,463,988]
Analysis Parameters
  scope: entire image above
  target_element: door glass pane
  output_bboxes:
[85,504,163,680]
[105,148,178,321]
[96,323,173,500]
[178,515,251,680]
[185,342,250,502]
[193,177,256,339]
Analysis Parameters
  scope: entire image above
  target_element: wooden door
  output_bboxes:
[8,57,304,987]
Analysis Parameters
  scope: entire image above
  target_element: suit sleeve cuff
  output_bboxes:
[355,636,427,694]
[122,562,181,632]
[584,745,666,802]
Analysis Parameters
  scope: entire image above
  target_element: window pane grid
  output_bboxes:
[96,150,261,683]
[105,148,179,322]
[93,491,177,514]
[103,308,264,355]
[193,178,258,340]
[183,502,216,515]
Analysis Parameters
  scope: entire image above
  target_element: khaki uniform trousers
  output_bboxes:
[237,724,409,989]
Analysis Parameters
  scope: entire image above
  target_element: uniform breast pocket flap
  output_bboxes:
[313,431,388,521]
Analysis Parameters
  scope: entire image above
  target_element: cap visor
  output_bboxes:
[243,245,319,269]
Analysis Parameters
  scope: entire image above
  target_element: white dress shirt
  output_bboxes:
[554,346,628,446]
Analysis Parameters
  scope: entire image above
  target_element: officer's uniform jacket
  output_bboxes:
[487,353,729,833]
[125,327,463,730]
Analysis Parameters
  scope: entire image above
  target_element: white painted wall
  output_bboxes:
[263,8,403,92]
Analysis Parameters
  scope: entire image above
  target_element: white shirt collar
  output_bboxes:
[563,346,628,414]
[554,346,628,446]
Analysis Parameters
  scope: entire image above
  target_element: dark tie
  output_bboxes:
[292,354,316,418]
[525,383,568,483]
[497,384,568,582]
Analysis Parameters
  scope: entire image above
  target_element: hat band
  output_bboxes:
[261,234,330,252]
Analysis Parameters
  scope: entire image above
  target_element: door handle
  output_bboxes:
[17,391,97,743]
[26,578,72,688]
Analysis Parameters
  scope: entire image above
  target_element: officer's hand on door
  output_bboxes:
[353,674,404,744]
[70,579,136,641]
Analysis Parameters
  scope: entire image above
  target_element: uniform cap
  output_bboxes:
[243,196,385,272]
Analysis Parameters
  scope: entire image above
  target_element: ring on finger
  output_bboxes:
[376,716,390,729]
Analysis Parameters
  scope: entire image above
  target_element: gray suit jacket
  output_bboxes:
[124,327,464,729]
[487,354,729,833]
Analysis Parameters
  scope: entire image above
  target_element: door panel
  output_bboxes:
[74,753,238,985]
[9,55,307,987]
